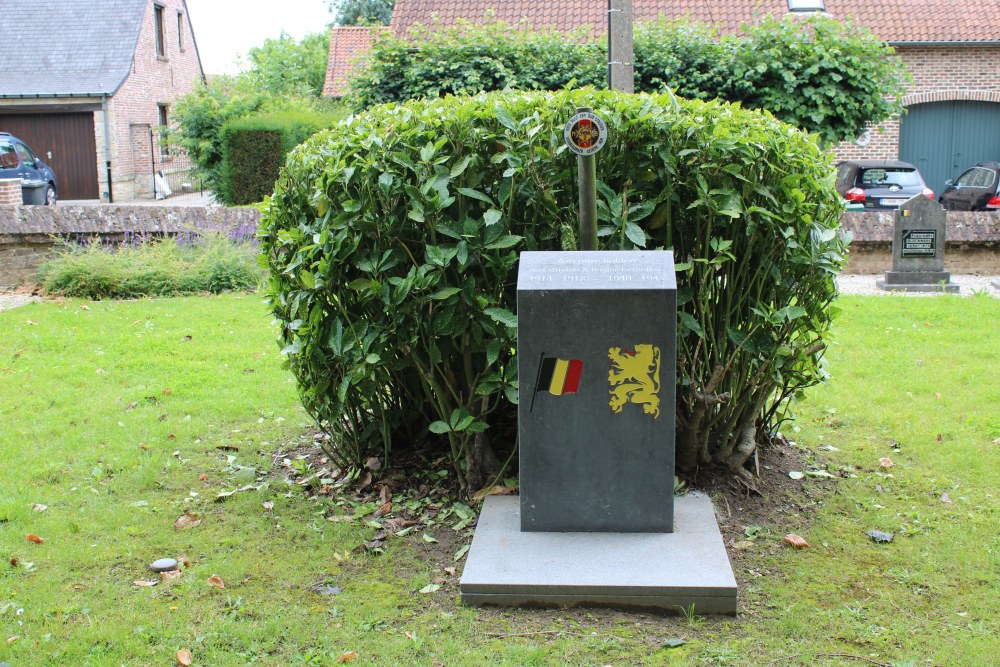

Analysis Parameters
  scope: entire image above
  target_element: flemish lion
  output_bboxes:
[608,344,661,419]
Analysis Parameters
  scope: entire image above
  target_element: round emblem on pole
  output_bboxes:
[564,111,608,156]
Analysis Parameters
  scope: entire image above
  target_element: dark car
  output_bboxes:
[0,132,58,205]
[835,160,934,211]
[938,162,1000,211]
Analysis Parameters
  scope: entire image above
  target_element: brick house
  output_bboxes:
[0,0,205,202]
[325,0,1000,195]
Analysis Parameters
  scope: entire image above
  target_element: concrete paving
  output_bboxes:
[460,493,738,614]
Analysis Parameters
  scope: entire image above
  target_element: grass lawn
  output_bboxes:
[1,293,997,666]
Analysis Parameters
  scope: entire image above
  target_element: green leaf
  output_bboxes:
[457,187,494,205]
[494,104,518,131]
[483,208,502,226]
[486,339,501,366]
[485,235,522,250]
[299,270,316,289]
[624,222,647,247]
[678,312,704,337]
[428,421,451,434]
[484,307,517,329]
[450,155,472,178]
[429,287,462,300]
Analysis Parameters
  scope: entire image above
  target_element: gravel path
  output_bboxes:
[836,274,1000,297]
[0,294,42,312]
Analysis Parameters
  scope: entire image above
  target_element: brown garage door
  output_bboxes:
[0,113,99,200]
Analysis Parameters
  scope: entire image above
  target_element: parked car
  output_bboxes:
[0,132,58,205]
[938,162,1000,211]
[835,160,934,211]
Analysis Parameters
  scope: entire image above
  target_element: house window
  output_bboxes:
[177,12,185,51]
[158,104,171,156]
[154,4,166,57]
[787,0,826,11]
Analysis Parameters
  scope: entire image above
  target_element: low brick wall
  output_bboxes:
[0,179,20,206]
[1,206,998,289]
[0,205,261,288]
[841,210,1000,274]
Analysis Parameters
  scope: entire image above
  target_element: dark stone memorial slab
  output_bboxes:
[459,250,737,614]
[877,195,959,293]
[517,251,676,532]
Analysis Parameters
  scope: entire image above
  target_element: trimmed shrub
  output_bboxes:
[260,89,848,491]
[219,111,345,205]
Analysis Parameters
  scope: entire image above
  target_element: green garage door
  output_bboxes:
[899,101,1000,197]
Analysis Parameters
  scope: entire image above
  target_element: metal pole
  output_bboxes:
[576,107,599,251]
[149,128,157,199]
[608,0,634,93]
[102,95,113,203]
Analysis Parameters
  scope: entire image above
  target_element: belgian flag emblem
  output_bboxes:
[534,355,584,397]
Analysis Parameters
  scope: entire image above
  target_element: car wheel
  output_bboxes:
[45,184,56,205]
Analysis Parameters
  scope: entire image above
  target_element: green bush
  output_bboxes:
[260,89,848,491]
[349,15,906,144]
[219,111,345,206]
[41,233,261,300]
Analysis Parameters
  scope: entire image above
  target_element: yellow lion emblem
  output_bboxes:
[608,345,661,419]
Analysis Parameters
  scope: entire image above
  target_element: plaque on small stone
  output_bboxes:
[877,195,959,293]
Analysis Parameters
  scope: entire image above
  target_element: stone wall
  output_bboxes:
[0,205,260,288]
[841,210,1000,274]
[1,206,998,289]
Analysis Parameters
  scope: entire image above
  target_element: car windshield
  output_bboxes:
[955,167,996,188]
[859,168,921,188]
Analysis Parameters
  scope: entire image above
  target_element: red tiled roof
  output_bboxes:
[323,26,385,97]
[390,0,1000,44]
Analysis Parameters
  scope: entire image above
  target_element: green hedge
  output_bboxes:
[219,111,344,205]
[349,15,906,144]
[260,89,848,491]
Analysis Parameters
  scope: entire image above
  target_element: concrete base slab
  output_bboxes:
[460,493,737,614]
[876,280,960,293]
[992,280,1000,291]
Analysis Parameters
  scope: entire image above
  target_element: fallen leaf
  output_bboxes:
[936,433,942,442]
[133,579,159,587]
[472,484,517,502]
[161,570,183,583]
[7,635,19,643]
[879,457,894,469]
[126,401,138,411]
[338,651,358,663]
[9,558,18,567]
[788,471,804,480]
[262,501,274,512]
[444,567,456,576]
[422,534,438,544]
[805,470,836,479]
[662,638,687,649]
[168,433,176,440]
[207,574,225,589]
[731,540,755,551]
[198,474,209,481]
[174,512,202,530]
[326,514,353,523]
[940,493,952,503]
[80,304,90,311]
[993,437,1000,445]
[383,517,417,533]
[26,533,44,544]
[181,557,192,568]
[31,503,48,512]
[162,388,172,395]
[364,456,382,472]
[419,583,441,594]
[404,631,416,640]
[784,534,810,549]
[177,648,193,666]
[356,471,373,490]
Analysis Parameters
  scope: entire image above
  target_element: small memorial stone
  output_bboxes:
[877,195,959,293]
[150,557,178,572]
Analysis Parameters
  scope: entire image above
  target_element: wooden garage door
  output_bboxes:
[899,101,1000,197]
[0,113,99,200]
